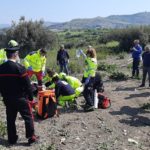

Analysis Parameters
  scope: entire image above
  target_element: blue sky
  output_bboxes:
[1,0,150,24]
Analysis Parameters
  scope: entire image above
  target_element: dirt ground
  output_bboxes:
[0,55,150,150]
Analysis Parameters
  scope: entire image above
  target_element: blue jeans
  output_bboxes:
[132,59,140,77]
[59,63,69,74]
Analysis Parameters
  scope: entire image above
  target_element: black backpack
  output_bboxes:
[93,72,104,92]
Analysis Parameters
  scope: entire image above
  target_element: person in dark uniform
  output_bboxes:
[57,44,69,74]
[0,40,38,145]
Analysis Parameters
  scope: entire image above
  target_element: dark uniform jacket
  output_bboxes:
[0,60,33,101]
[57,50,69,65]
[55,80,74,99]
[142,51,150,67]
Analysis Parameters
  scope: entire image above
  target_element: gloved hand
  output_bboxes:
[28,66,32,71]
[79,49,86,58]
[85,77,90,85]
[67,59,69,63]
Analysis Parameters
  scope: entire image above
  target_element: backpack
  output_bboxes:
[93,72,104,92]
[37,90,58,119]
[97,93,111,109]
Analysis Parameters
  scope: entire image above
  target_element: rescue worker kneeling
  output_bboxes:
[52,75,76,108]
[59,72,83,97]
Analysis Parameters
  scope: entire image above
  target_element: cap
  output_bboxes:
[5,40,20,52]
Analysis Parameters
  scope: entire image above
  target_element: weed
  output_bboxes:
[39,143,56,150]
[141,103,150,110]
[97,142,108,150]
[118,53,125,59]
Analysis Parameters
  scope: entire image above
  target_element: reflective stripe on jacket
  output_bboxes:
[23,50,46,72]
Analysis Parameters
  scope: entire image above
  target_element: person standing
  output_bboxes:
[23,48,47,86]
[80,46,97,111]
[0,40,38,145]
[57,44,69,74]
[130,39,142,78]
[139,45,150,87]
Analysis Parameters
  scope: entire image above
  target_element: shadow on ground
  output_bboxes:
[114,86,137,92]
[125,92,150,99]
[110,106,150,127]
[0,137,30,148]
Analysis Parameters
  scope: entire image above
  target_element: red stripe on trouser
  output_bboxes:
[0,74,21,77]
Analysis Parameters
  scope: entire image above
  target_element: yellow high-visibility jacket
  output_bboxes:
[0,49,7,65]
[83,57,97,78]
[23,50,46,72]
[62,75,82,90]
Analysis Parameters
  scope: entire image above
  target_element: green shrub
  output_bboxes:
[141,103,150,110]
[117,52,126,59]
[109,72,129,81]
[97,63,117,73]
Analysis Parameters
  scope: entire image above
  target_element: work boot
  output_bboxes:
[84,105,94,112]
[139,84,145,87]
[8,135,18,145]
[28,135,39,145]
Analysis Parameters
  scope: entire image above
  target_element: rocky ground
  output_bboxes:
[0,55,150,150]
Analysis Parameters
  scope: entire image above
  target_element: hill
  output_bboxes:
[48,12,150,30]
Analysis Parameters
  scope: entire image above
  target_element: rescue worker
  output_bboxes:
[43,68,56,89]
[23,48,47,86]
[52,75,76,108]
[57,44,69,74]
[80,46,97,111]
[59,72,83,97]
[0,48,7,65]
[0,40,38,145]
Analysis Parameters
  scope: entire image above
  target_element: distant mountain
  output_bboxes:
[1,12,150,30]
[43,22,61,27]
[0,24,10,29]
[48,12,150,30]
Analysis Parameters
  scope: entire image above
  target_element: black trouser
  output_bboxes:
[132,59,140,77]
[142,67,150,85]
[83,77,95,106]
[4,97,34,143]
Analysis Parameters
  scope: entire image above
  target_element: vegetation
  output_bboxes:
[1,18,150,73]
[141,103,150,110]
[97,63,117,73]
[0,17,58,57]
[109,72,129,81]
